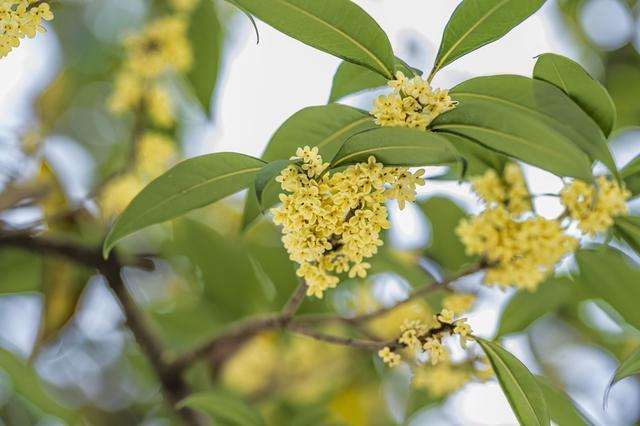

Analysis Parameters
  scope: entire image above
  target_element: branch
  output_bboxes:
[280,280,308,323]
[285,322,396,350]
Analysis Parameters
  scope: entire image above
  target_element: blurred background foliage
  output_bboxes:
[1,0,640,425]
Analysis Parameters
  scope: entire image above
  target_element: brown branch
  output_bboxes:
[285,322,396,350]
[280,280,308,323]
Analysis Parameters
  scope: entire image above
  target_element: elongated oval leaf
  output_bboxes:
[610,346,640,388]
[614,216,640,256]
[330,127,458,168]
[104,153,266,257]
[329,57,421,103]
[254,159,297,208]
[232,0,395,78]
[187,0,222,115]
[438,132,507,179]
[177,391,265,426]
[497,277,573,337]
[576,246,640,330]
[475,337,550,426]
[622,154,640,199]
[432,75,600,180]
[533,53,616,136]
[431,0,546,78]
[536,377,589,426]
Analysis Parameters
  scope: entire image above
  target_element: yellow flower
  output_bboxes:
[108,71,144,115]
[437,308,455,324]
[169,0,198,13]
[412,362,470,397]
[135,132,176,179]
[272,150,424,298]
[561,176,630,235]
[423,337,447,365]
[378,346,401,367]
[99,174,143,218]
[146,84,175,127]
[0,1,54,58]
[453,319,471,348]
[471,163,530,215]
[442,293,475,314]
[371,72,456,130]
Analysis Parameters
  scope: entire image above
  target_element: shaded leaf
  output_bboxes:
[330,127,458,168]
[187,0,223,115]
[575,246,640,330]
[622,154,640,199]
[104,153,265,256]
[497,277,573,337]
[177,391,265,426]
[0,249,42,294]
[231,0,395,78]
[431,0,546,78]
[475,338,550,426]
[533,53,616,136]
[614,216,640,255]
[610,346,640,390]
[438,133,507,179]
[536,377,589,426]
[254,159,297,209]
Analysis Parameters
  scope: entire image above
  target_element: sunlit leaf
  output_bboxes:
[533,53,616,136]
[475,338,550,426]
[231,0,395,78]
[104,153,266,256]
[177,391,265,426]
[430,0,546,78]
[536,377,589,426]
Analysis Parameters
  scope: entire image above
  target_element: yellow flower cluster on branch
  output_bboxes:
[370,71,457,130]
[457,165,577,291]
[108,9,193,127]
[561,176,630,236]
[272,146,425,298]
[0,0,53,58]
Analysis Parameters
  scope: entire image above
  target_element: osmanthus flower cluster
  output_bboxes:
[370,71,457,130]
[456,164,578,291]
[0,0,53,58]
[271,146,425,298]
[100,132,176,218]
[108,5,193,127]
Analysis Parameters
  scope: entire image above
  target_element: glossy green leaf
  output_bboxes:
[430,0,546,78]
[436,133,507,179]
[419,196,473,272]
[177,391,265,426]
[0,249,42,294]
[576,246,640,330]
[614,216,640,255]
[254,159,297,209]
[475,338,550,426]
[533,53,616,136]
[241,104,375,229]
[330,127,458,168]
[497,277,573,337]
[610,346,640,388]
[103,153,266,256]
[432,75,605,180]
[231,0,395,78]
[328,57,420,102]
[187,0,222,115]
[536,377,589,426]
[622,154,640,199]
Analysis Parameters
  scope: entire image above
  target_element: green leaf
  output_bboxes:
[475,338,550,426]
[610,346,640,388]
[576,246,640,330]
[103,153,266,257]
[241,104,375,229]
[614,216,640,255]
[533,53,616,136]
[497,277,573,337]
[231,0,395,78]
[330,127,458,168]
[328,57,420,103]
[187,0,222,115]
[254,159,297,209]
[622,154,640,199]
[536,377,589,426]
[430,0,546,78]
[0,249,42,294]
[432,75,605,180]
[418,196,473,272]
[438,133,507,179]
[177,391,265,426]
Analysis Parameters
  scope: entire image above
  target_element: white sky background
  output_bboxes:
[2,0,640,425]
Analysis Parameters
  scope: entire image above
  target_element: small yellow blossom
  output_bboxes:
[453,319,471,348]
[146,84,175,127]
[423,337,447,365]
[561,176,630,235]
[0,1,54,58]
[169,0,198,13]
[436,308,455,324]
[398,319,429,351]
[370,71,456,130]
[272,147,425,298]
[136,132,176,179]
[378,346,401,367]
[412,362,470,397]
[471,163,530,215]
[99,174,143,218]
[442,293,475,314]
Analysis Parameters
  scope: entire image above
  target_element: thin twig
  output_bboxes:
[279,280,308,323]
[285,322,396,350]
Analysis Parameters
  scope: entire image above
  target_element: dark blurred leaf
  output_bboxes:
[0,250,42,294]
[475,338,550,426]
[536,377,589,426]
[187,0,223,115]
[0,349,77,423]
[177,390,265,425]
[418,196,473,273]
[288,405,334,426]
[231,0,395,78]
[497,277,573,338]
[431,0,546,77]
[614,216,640,255]
[104,153,265,256]
[621,155,640,199]
[576,246,640,330]
[533,53,616,136]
